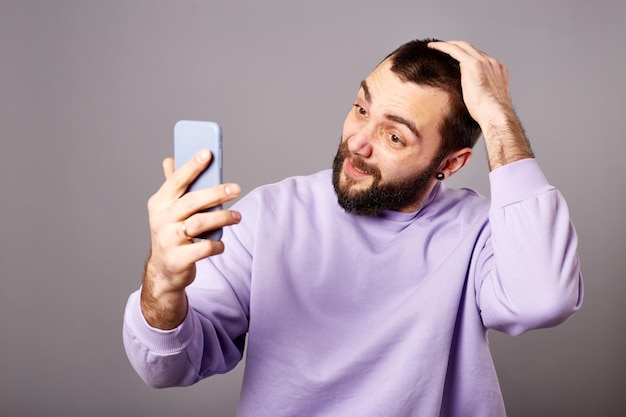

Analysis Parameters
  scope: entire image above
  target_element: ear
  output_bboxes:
[438,148,472,178]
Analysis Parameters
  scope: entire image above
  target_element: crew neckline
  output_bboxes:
[377,181,441,222]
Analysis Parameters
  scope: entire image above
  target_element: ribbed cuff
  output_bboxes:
[489,158,553,209]
[123,289,196,355]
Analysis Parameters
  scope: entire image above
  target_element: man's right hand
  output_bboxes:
[140,149,242,329]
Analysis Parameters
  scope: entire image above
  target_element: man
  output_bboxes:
[123,39,583,416]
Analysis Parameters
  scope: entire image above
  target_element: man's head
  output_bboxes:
[385,38,482,159]
[332,38,481,215]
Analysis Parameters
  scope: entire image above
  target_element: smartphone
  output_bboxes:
[174,120,223,240]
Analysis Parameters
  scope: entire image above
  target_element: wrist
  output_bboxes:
[140,255,189,330]
[140,283,188,330]
[481,109,534,170]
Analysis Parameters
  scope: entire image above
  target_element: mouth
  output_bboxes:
[345,158,372,179]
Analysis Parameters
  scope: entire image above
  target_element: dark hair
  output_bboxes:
[385,39,482,161]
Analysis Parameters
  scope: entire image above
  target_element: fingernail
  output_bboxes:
[197,150,210,162]
[225,184,240,196]
[231,211,241,221]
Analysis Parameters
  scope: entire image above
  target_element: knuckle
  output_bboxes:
[223,210,236,224]
[147,194,159,211]
[169,195,192,216]
[148,213,166,234]
[169,177,187,194]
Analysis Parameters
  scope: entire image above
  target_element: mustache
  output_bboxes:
[338,141,381,178]
[351,156,377,176]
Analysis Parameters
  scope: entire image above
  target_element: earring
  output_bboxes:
[436,172,445,181]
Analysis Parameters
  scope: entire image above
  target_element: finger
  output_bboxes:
[429,40,509,89]
[162,239,226,277]
[163,157,175,180]
[428,40,472,61]
[162,149,213,199]
[189,183,242,212]
[184,209,242,239]
[178,219,194,243]
[428,40,485,62]
[191,238,226,258]
[176,238,226,262]
[445,40,487,59]
[172,183,241,220]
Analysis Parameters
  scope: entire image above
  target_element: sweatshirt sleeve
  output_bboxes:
[475,158,583,336]
[123,265,249,388]
[122,290,205,388]
[122,189,263,389]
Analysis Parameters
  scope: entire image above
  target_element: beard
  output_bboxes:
[332,140,442,216]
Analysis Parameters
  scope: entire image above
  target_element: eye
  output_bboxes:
[389,133,404,145]
[353,104,367,116]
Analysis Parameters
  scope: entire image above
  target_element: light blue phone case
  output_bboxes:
[174,120,223,240]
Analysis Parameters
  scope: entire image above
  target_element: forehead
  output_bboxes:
[361,59,451,136]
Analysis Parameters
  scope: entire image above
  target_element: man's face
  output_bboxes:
[332,59,451,215]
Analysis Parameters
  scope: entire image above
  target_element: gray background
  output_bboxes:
[1,1,624,416]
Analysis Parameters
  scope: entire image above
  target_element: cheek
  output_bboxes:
[378,152,422,181]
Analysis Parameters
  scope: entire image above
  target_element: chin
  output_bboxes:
[341,176,374,196]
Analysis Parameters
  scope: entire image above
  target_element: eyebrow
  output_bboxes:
[360,79,372,103]
[359,79,422,140]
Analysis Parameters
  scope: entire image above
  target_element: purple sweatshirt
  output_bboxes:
[123,158,583,416]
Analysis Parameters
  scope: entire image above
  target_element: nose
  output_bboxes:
[347,126,374,158]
